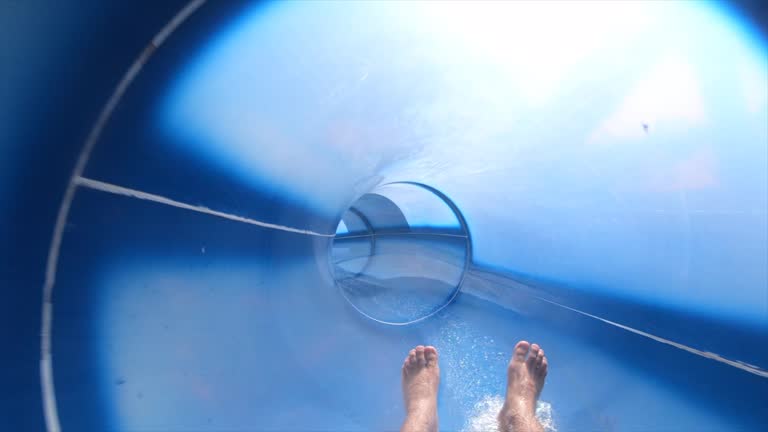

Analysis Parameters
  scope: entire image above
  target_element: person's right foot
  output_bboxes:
[498,340,548,432]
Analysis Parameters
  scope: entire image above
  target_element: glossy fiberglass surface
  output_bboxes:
[47,1,766,431]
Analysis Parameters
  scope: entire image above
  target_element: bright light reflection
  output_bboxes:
[162,1,767,324]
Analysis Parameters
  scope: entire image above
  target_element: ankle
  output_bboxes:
[498,402,539,431]
[502,399,536,416]
[402,410,438,432]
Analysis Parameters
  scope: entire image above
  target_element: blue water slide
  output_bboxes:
[2,1,766,431]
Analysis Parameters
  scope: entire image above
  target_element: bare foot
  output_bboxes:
[498,341,548,432]
[400,345,440,432]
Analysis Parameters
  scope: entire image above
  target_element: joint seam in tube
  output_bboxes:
[40,2,207,431]
[75,176,335,237]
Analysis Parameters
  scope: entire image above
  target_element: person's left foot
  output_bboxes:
[400,345,440,432]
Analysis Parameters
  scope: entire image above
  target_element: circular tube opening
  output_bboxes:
[330,182,471,325]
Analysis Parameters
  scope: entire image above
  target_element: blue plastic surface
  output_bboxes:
[2,1,767,431]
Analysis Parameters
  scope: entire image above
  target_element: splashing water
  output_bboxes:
[463,395,556,432]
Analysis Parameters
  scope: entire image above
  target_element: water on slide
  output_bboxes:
[47,1,766,431]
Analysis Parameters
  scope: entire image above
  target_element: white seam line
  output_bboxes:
[336,233,468,240]
[466,271,768,378]
[153,0,205,46]
[533,295,768,378]
[41,2,208,431]
[75,177,335,237]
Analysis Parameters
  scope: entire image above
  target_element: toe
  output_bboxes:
[424,346,438,366]
[415,345,426,366]
[407,349,417,366]
[513,341,530,362]
[536,349,545,368]
[539,357,548,377]
[526,344,540,368]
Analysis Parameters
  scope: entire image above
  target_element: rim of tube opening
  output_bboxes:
[329,181,473,326]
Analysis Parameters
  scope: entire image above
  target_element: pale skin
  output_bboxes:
[400,341,548,432]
